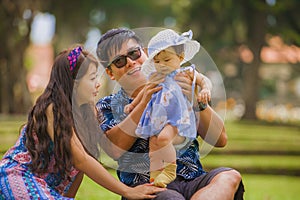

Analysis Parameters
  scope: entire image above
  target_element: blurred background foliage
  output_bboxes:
[1,1,300,199]
[0,0,300,123]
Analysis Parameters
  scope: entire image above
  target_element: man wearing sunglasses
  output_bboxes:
[96,27,244,200]
[107,46,142,69]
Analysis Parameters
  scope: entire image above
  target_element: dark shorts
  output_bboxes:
[154,167,244,200]
[121,167,244,200]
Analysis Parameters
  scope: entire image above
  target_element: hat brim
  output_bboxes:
[141,38,200,77]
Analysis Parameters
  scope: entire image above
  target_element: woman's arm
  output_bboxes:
[63,172,84,198]
[71,132,165,199]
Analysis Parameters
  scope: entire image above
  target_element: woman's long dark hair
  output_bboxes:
[25,47,99,180]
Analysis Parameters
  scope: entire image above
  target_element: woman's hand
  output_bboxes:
[124,183,166,199]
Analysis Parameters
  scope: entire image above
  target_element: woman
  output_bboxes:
[0,46,165,199]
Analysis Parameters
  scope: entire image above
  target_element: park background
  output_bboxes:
[0,0,299,199]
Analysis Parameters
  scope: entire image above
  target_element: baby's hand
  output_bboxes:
[124,104,135,114]
[198,88,211,104]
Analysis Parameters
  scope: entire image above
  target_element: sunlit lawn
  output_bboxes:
[1,115,300,199]
[75,173,300,200]
[76,170,120,199]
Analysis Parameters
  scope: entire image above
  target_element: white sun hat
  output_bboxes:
[142,29,200,77]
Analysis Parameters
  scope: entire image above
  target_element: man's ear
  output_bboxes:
[106,68,115,80]
[143,47,149,56]
[179,52,185,62]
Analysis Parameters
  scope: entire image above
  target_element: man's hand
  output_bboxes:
[124,103,135,114]
[174,71,194,101]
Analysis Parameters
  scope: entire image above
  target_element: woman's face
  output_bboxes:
[76,63,100,105]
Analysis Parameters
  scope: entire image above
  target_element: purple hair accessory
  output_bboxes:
[67,46,82,71]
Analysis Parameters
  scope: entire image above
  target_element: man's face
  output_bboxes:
[106,39,148,89]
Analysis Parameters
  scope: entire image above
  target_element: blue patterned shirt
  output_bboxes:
[96,89,206,186]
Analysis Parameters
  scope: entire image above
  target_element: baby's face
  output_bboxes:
[153,47,182,73]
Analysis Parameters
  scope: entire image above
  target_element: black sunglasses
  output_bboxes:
[107,47,142,68]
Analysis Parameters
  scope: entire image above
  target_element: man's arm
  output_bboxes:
[98,83,162,160]
[101,99,149,159]
[195,71,213,92]
[124,89,143,114]
[194,71,212,104]
[196,105,227,147]
[175,70,226,147]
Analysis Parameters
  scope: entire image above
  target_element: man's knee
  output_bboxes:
[219,169,242,188]
[154,189,185,200]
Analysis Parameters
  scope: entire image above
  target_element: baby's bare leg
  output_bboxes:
[149,124,178,187]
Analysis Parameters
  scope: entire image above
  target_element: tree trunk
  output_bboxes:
[242,56,260,120]
[0,59,8,113]
[6,47,32,114]
[0,0,37,114]
[242,3,267,120]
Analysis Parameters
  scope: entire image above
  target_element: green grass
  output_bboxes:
[0,115,26,154]
[75,173,300,200]
[202,155,300,170]
[220,121,300,153]
[76,170,120,200]
[243,174,300,200]
[1,115,300,199]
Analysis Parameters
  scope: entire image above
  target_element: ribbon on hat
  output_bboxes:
[174,30,193,44]
[67,46,82,71]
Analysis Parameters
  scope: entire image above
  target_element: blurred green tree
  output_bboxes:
[0,0,172,114]
[0,0,43,113]
[171,0,300,119]
[45,0,173,49]
[1,0,299,117]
